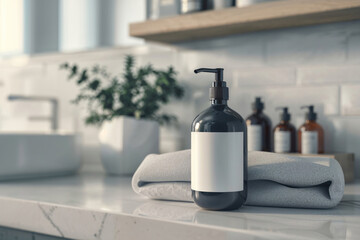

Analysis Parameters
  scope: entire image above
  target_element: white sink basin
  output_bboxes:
[0,133,81,180]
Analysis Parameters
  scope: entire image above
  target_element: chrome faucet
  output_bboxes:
[8,95,59,132]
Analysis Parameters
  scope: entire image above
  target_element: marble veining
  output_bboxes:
[38,204,64,237]
[94,213,108,239]
[0,163,359,240]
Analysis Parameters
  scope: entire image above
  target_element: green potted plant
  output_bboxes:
[60,55,184,174]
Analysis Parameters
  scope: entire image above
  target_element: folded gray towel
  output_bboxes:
[132,150,345,209]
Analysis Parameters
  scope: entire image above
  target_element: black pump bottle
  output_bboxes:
[191,68,247,211]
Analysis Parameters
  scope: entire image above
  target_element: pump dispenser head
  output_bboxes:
[194,68,229,100]
[252,97,264,111]
[276,107,291,122]
[301,105,317,121]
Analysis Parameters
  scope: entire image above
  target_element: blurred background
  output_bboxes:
[0,0,359,177]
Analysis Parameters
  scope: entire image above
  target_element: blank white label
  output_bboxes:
[191,132,244,192]
[248,125,262,151]
[274,131,290,153]
[301,131,318,154]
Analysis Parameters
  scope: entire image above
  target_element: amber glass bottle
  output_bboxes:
[246,97,272,152]
[273,107,296,153]
[298,106,324,154]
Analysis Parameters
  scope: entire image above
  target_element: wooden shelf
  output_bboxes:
[130,0,360,43]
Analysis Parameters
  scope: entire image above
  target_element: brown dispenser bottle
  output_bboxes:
[298,105,324,154]
[246,97,272,152]
[273,107,296,153]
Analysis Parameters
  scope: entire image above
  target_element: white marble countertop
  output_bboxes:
[0,163,359,240]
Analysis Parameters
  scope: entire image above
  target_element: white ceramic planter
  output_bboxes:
[99,116,159,175]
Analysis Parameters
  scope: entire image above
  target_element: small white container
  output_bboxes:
[99,116,159,175]
[0,133,82,180]
[236,0,275,7]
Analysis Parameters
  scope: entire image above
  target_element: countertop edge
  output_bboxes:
[0,196,275,240]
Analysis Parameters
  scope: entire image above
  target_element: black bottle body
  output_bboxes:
[246,111,272,152]
[191,102,247,211]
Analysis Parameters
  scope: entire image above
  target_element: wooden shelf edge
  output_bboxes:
[130,0,360,43]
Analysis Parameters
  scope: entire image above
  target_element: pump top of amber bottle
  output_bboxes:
[301,105,317,121]
[194,68,228,100]
[276,107,291,122]
[252,97,264,111]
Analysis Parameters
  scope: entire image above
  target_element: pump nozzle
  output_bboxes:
[252,97,264,111]
[275,107,291,121]
[194,68,228,100]
[194,68,223,82]
[301,105,317,121]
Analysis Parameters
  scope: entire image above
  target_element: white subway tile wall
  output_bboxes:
[341,85,360,116]
[233,67,296,87]
[265,30,347,66]
[0,20,359,176]
[348,32,360,63]
[298,66,360,85]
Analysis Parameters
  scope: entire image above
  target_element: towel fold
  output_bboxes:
[132,150,345,209]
